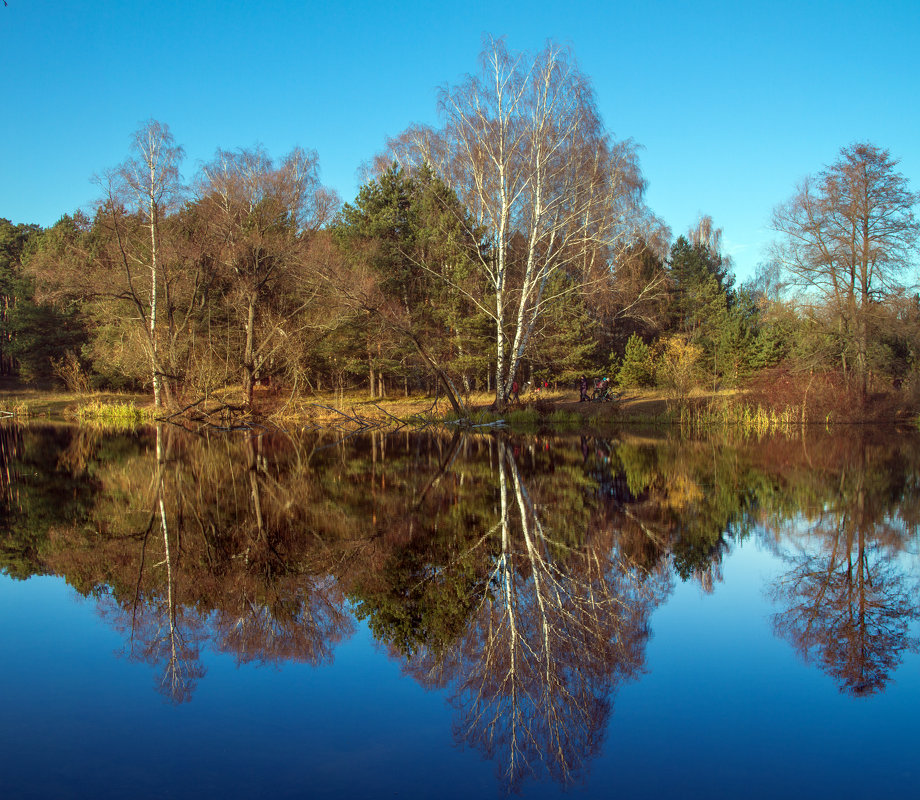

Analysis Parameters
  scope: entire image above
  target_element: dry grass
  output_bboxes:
[267,390,479,426]
[266,386,678,430]
[0,384,152,420]
[0,379,743,431]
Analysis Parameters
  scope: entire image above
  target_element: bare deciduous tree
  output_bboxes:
[196,146,338,409]
[98,120,185,407]
[771,143,920,399]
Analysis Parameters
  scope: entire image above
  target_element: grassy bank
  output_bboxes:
[3,381,916,434]
[0,385,151,420]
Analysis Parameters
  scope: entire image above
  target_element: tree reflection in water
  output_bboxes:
[766,438,920,695]
[394,440,669,789]
[771,538,918,695]
[207,435,354,667]
[97,425,207,703]
[78,424,355,701]
[4,423,920,784]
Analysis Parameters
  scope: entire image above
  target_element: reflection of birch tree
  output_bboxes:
[88,427,357,691]
[101,424,206,703]
[407,439,666,790]
[104,591,206,705]
[769,470,920,696]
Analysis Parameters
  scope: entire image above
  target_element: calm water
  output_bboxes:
[1,423,918,799]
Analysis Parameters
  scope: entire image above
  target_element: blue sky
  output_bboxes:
[2,0,917,282]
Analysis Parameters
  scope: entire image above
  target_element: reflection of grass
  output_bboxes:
[547,410,581,430]
[75,401,153,430]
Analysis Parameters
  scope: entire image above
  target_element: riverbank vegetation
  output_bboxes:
[1,39,917,425]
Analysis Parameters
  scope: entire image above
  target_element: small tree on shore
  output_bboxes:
[656,334,701,409]
[616,333,655,388]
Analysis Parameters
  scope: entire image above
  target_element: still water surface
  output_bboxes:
[1,424,918,798]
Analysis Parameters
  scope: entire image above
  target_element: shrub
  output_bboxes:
[655,335,702,408]
[51,351,90,394]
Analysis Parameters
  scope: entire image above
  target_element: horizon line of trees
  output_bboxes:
[2,40,918,413]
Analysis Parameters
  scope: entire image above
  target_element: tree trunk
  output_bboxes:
[405,331,466,418]
[149,199,162,408]
[243,293,257,410]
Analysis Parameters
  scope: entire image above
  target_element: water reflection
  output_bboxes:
[763,433,920,695]
[2,423,920,788]
[391,439,668,788]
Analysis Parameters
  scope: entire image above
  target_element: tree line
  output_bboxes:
[1,38,918,413]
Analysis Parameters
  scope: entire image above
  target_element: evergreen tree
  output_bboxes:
[1,218,86,383]
[667,234,733,337]
[616,333,655,388]
[334,165,489,395]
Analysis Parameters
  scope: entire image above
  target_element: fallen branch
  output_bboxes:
[369,402,409,430]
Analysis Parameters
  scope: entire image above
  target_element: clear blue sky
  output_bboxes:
[2,0,917,281]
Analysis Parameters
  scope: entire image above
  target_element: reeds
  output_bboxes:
[74,401,152,429]
[680,399,805,437]
[0,401,31,419]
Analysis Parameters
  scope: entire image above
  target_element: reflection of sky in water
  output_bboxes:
[2,534,918,799]
[610,534,920,799]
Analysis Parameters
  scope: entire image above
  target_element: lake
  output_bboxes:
[1,423,918,799]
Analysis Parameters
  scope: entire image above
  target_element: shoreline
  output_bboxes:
[2,385,917,432]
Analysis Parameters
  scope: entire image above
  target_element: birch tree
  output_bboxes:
[384,37,648,406]
[102,120,185,407]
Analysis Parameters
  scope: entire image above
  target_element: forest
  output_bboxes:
[1,39,918,421]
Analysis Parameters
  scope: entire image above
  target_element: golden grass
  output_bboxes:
[267,389,508,426]
[74,400,155,429]
[0,382,751,432]
[0,387,152,419]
